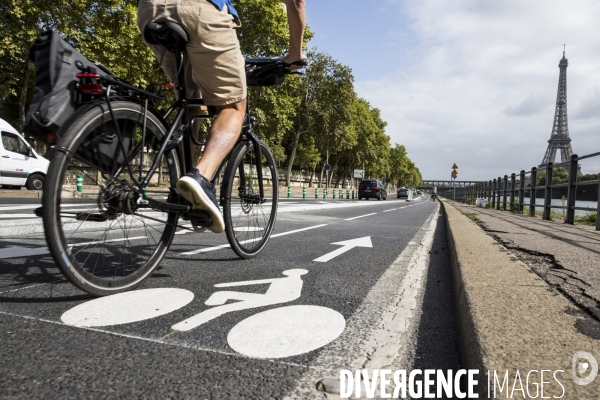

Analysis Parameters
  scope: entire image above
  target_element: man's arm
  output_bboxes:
[280,0,306,67]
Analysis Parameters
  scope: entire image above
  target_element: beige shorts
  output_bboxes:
[137,0,246,106]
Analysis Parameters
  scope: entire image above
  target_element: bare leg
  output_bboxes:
[195,98,246,180]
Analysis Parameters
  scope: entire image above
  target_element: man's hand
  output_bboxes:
[280,0,306,70]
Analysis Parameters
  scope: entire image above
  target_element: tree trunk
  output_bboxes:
[329,154,342,187]
[336,155,352,188]
[318,161,324,188]
[286,128,302,186]
[18,59,31,132]
[309,165,315,187]
[340,158,354,188]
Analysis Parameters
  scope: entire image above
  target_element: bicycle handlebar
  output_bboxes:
[245,57,306,87]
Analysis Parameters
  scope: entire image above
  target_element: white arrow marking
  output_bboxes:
[313,236,373,262]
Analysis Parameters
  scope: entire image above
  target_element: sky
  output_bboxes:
[305,0,600,182]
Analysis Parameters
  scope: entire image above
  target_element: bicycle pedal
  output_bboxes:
[188,210,212,228]
[191,225,207,233]
[34,207,43,218]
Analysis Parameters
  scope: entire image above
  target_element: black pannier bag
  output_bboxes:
[25,30,98,143]
[245,58,286,87]
[25,31,131,170]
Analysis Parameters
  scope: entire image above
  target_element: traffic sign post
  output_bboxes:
[324,164,331,193]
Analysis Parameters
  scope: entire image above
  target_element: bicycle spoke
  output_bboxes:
[43,101,181,295]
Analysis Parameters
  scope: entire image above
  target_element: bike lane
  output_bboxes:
[0,197,448,398]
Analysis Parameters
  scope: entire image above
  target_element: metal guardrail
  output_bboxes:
[437,153,600,231]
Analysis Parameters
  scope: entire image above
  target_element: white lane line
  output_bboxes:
[344,213,377,221]
[180,224,328,255]
[0,204,96,212]
[271,224,328,238]
[0,214,39,219]
[382,209,396,212]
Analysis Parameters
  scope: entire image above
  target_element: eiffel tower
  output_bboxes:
[539,47,575,168]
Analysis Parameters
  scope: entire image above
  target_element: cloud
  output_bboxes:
[571,86,600,119]
[354,0,600,181]
[504,94,549,117]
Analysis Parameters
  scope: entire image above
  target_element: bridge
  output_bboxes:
[418,180,485,190]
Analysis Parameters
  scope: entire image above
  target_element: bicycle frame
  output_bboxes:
[84,47,268,219]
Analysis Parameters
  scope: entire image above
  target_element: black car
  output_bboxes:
[397,187,409,199]
[358,179,387,200]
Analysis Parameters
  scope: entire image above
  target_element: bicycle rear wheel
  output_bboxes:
[222,140,278,258]
[43,101,181,296]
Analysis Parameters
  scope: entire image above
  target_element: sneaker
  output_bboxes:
[176,169,224,233]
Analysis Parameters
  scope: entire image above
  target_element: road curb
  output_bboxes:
[440,199,600,398]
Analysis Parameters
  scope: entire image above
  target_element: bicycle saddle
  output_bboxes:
[143,21,189,51]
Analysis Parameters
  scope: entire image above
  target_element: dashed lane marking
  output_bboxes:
[180,224,329,255]
[343,213,377,221]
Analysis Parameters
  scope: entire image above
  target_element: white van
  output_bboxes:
[0,118,49,190]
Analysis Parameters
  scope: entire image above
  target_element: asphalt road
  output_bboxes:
[0,196,460,399]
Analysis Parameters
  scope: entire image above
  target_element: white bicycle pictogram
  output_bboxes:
[62,269,346,359]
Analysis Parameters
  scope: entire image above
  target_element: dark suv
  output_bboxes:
[358,179,387,200]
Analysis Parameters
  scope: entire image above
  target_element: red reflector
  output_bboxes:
[375,187,380,191]
[76,73,100,78]
[47,133,58,144]
[79,83,102,94]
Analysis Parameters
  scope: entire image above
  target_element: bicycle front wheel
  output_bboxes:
[43,100,181,296]
[222,140,278,258]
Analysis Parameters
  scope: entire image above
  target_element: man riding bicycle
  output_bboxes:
[137,0,306,233]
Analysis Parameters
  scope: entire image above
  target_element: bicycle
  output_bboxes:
[40,21,302,297]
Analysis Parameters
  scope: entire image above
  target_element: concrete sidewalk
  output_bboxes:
[442,199,600,398]
[451,201,600,320]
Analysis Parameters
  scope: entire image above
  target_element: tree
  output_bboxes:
[389,143,421,188]
[285,51,355,186]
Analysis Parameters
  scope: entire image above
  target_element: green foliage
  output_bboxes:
[388,144,421,187]
[1,0,422,184]
[575,212,597,226]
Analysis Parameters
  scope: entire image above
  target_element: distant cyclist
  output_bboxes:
[137,0,306,233]
[431,185,437,202]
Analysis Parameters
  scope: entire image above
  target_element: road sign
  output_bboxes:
[353,169,364,179]
[452,163,458,169]
[324,164,331,171]
[452,168,458,175]
[313,236,373,262]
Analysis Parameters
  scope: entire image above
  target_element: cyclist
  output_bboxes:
[137,0,306,233]
[431,185,437,201]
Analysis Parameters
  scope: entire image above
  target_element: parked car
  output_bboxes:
[358,179,387,200]
[0,118,49,190]
[397,187,409,199]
